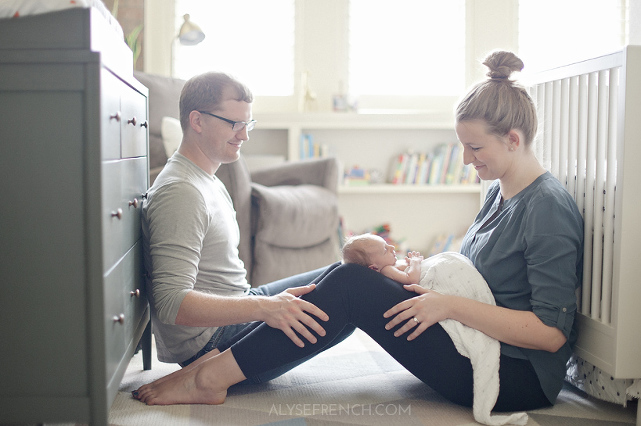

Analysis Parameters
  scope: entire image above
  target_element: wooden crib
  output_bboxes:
[526,45,641,421]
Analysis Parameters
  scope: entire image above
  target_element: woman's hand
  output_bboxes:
[383,284,449,340]
[385,285,569,351]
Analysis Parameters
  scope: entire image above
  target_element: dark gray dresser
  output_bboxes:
[0,8,151,425]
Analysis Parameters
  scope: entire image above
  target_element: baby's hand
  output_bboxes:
[405,251,423,263]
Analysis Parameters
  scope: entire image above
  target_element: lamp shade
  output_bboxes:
[178,14,205,45]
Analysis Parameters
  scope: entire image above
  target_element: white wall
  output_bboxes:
[630,0,641,44]
[143,0,174,76]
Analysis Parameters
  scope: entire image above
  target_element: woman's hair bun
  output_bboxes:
[483,51,524,80]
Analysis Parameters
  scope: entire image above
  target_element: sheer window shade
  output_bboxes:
[170,1,628,110]
[348,0,466,96]
[174,0,295,96]
[518,0,628,73]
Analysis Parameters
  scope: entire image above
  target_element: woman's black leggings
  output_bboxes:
[229,263,551,412]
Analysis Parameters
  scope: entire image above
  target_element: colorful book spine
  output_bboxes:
[387,142,477,185]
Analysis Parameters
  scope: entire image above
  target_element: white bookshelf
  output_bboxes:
[337,184,481,195]
[246,112,482,252]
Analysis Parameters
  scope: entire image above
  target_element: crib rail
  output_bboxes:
[527,46,641,379]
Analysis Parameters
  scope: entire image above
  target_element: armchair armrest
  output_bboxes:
[250,157,339,193]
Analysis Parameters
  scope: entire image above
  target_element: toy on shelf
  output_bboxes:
[299,132,329,160]
[343,165,383,186]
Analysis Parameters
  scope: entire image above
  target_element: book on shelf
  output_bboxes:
[416,153,430,185]
[405,151,419,184]
[389,153,409,184]
[299,132,329,160]
[438,143,454,184]
[387,143,479,185]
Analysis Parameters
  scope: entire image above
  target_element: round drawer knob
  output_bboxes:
[110,111,121,122]
[141,121,148,128]
[111,208,123,219]
[113,314,125,324]
[127,116,137,126]
[128,198,139,208]
[130,289,141,298]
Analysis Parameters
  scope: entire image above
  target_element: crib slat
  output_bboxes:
[534,84,545,161]
[551,80,562,178]
[592,70,610,322]
[601,68,619,325]
[559,78,570,187]
[544,82,554,171]
[567,76,581,308]
[568,76,579,202]
[587,72,601,320]
[577,73,591,315]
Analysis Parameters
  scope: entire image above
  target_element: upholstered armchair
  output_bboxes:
[134,71,341,285]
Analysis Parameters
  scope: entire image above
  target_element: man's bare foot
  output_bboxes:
[134,362,227,406]
[132,348,221,399]
[133,348,246,406]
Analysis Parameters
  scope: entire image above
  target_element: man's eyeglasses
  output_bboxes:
[198,111,256,132]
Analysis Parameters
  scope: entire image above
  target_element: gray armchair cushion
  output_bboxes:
[251,158,339,193]
[250,182,340,286]
[251,184,338,248]
[251,239,339,286]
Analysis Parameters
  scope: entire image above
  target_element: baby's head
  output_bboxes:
[342,234,397,272]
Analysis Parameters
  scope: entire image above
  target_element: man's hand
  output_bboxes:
[259,284,329,347]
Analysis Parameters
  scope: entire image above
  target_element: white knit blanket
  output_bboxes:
[419,252,528,425]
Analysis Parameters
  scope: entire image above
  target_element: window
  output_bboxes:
[174,0,295,96]
[163,1,630,113]
[518,0,628,73]
[172,0,465,110]
[348,0,466,96]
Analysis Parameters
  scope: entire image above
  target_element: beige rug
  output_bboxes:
[112,330,638,426]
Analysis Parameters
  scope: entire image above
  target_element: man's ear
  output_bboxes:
[368,264,379,272]
[189,110,204,134]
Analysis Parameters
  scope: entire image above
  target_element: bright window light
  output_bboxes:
[348,0,466,96]
[518,0,627,73]
[174,0,295,96]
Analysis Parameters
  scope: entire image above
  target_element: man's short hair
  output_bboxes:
[179,71,254,131]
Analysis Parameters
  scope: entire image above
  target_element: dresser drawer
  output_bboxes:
[102,157,147,271]
[103,240,146,386]
[122,240,147,342]
[101,69,122,161]
[120,87,147,159]
[104,256,126,383]
[121,156,147,247]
